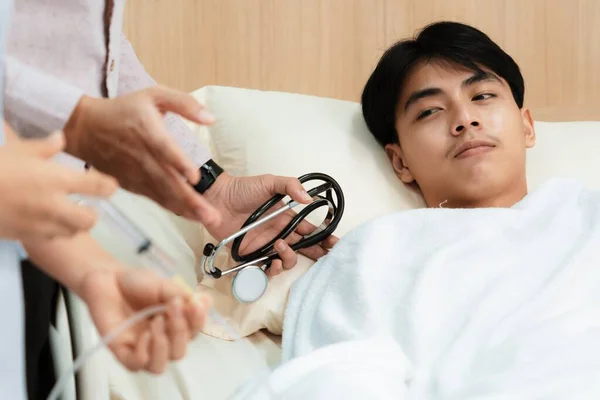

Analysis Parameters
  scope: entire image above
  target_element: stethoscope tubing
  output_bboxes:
[201,172,345,279]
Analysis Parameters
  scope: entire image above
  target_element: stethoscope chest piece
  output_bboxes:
[231,265,268,303]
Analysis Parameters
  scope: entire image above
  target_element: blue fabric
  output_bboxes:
[0,1,27,398]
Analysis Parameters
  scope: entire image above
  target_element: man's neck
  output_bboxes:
[428,183,529,209]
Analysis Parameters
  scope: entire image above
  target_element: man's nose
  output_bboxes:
[451,106,480,136]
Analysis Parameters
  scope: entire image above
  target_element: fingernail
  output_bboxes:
[276,241,286,251]
[199,110,215,124]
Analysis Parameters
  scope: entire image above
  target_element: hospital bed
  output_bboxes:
[51,85,600,400]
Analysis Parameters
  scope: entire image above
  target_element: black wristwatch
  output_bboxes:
[194,159,224,194]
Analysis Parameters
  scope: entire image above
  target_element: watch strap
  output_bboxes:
[194,159,224,194]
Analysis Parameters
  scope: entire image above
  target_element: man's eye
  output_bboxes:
[473,93,496,101]
[417,108,439,120]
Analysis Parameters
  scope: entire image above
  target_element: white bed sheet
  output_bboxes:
[52,290,282,400]
[107,330,282,400]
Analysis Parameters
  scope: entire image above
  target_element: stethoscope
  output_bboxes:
[201,172,345,303]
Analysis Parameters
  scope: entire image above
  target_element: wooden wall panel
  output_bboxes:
[123,0,600,120]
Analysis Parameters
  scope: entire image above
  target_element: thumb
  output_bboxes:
[268,175,313,204]
[17,131,65,159]
[149,85,216,125]
[119,268,190,305]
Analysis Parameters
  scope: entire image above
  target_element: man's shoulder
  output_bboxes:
[529,177,600,211]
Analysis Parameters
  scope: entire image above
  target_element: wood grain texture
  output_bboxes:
[123,0,600,120]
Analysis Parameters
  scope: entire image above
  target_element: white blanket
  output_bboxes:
[281,178,600,399]
[231,337,410,399]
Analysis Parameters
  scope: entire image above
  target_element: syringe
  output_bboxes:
[73,194,193,293]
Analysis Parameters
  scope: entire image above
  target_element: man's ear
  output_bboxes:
[385,143,415,184]
[522,108,536,148]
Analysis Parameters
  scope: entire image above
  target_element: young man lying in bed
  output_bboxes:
[278,21,600,398]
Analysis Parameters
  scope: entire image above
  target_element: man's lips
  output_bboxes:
[453,139,497,158]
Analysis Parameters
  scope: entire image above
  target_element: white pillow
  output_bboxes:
[187,85,600,339]
[526,121,600,190]
[202,86,426,228]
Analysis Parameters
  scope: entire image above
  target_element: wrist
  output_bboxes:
[77,265,123,304]
[76,255,122,299]
[203,171,233,205]
[63,95,94,158]
[193,159,225,194]
[22,234,122,299]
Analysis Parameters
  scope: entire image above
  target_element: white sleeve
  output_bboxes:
[3,56,84,138]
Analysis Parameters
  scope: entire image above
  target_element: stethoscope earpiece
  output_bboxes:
[201,172,345,303]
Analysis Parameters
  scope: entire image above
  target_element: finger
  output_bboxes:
[286,229,337,260]
[17,131,65,159]
[33,219,78,240]
[118,269,172,308]
[113,331,150,372]
[265,258,283,276]
[266,260,283,277]
[140,159,221,226]
[145,316,170,374]
[166,297,189,361]
[63,168,119,197]
[140,110,200,184]
[158,273,197,304]
[133,331,152,371]
[118,269,195,315]
[279,209,318,239]
[321,235,339,249]
[186,294,208,335]
[265,176,312,204]
[298,245,328,262]
[274,240,297,270]
[294,218,318,237]
[164,167,222,227]
[149,85,216,125]
[287,210,338,239]
[282,230,303,247]
[51,198,98,234]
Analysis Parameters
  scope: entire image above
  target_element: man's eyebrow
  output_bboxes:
[402,71,502,113]
[462,71,502,87]
[403,87,443,112]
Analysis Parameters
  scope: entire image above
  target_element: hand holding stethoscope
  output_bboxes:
[201,173,345,302]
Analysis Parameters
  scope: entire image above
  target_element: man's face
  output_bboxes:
[386,61,535,207]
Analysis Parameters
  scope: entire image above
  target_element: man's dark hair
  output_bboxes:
[361,21,525,146]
